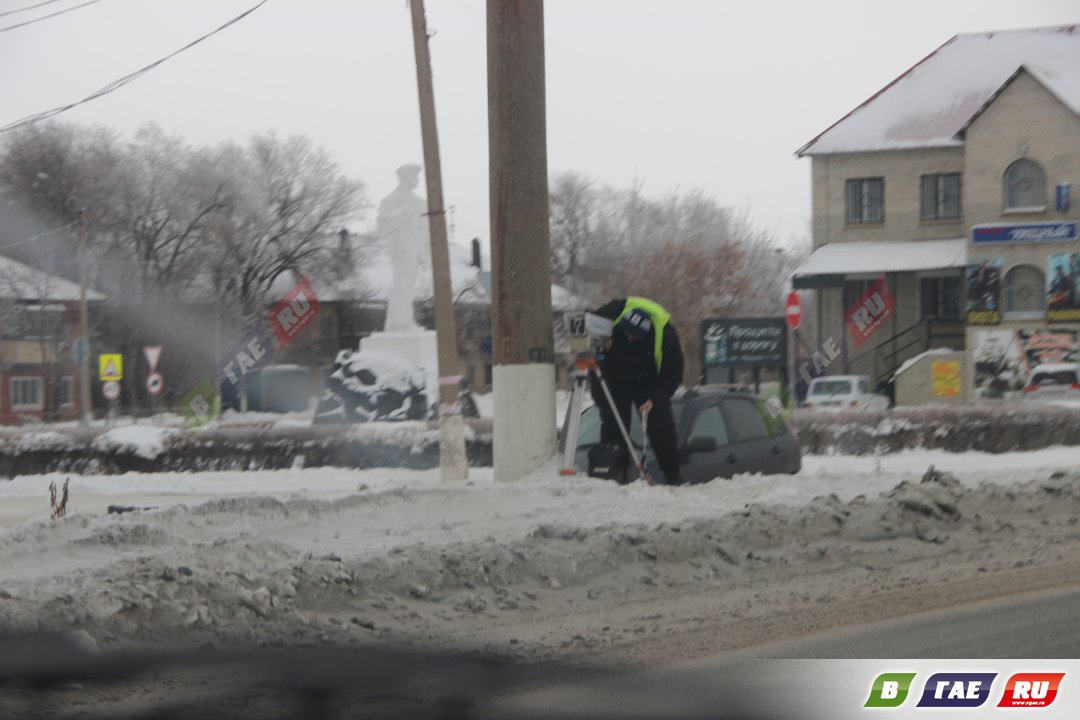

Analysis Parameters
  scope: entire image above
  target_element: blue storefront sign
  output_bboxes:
[971,221,1078,244]
[1057,183,1071,213]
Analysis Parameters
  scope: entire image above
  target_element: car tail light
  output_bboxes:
[1072,383,1080,390]
[1024,384,1038,393]
[850,400,858,408]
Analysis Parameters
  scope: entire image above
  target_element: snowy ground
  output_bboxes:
[0,424,1078,716]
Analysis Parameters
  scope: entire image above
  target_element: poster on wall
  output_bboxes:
[931,361,962,397]
[972,328,1080,399]
[1046,253,1080,322]
[965,257,1002,325]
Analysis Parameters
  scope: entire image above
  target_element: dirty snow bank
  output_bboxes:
[1,453,1078,658]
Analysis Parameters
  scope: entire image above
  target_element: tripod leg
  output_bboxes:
[592,367,645,480]
[559,376,588,475]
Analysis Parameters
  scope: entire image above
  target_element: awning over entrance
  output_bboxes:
[792,238,966,289]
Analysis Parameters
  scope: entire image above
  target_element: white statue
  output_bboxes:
[376,164,431,332]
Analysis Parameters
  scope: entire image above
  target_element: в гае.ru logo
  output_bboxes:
[997,673,1065,708]
[916,673,997,707]
[864,673,917,708]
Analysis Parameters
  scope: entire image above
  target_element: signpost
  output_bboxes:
[701,318,787,390]
[102,380,120,401]
[785,291,802,330]
[144,345,163,415]
[98,354,123,382]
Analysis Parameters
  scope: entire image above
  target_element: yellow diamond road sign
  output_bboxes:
[99,354,123,381]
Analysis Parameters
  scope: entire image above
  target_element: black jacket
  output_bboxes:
[592,298,684,402]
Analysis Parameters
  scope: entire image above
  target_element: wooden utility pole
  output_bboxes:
[487,0,556,481]
[408,0,468,481]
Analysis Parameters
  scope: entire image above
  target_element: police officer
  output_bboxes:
[590,297,685,485]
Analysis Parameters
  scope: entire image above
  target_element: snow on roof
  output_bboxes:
[798,26,1080,156]
[895,348,962,378]
[0,254,106,302]
[793,238,966,278]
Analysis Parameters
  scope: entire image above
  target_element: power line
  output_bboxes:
[0,0,67,18]
[0,0,101,32]
[0,0,270,134]
[0,222,76,252]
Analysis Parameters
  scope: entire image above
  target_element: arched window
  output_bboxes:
[1004,265,1045,315]
[1003,159,1046,210]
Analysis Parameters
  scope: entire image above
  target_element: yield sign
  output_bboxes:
[144,345,163,372]
[785,291,802,331]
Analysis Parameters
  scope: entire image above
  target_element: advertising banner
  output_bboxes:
[971,221,1078,244]
[702,318,786,367]
[931,360,962,397]
[1046,253,1080,322]
[844,276,894,350]
[966,257,1002,325]
[972,328,1079,399]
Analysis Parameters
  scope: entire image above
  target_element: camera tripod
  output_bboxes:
[559,354,651,484]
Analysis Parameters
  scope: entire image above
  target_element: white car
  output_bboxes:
[1022,363,1080,402]
[803,375,890,411]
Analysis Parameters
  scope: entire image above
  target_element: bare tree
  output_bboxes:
[209,133,367,321]
[549,172,595,292]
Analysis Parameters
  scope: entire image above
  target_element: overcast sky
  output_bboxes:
[0,0,1076,254]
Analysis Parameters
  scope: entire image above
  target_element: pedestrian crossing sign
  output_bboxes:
[99,354,123,381]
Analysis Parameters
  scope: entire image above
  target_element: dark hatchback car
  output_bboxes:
[572,387,801,484]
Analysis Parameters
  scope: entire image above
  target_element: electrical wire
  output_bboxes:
[0,0,270,134]
[0,0,68,18]
[0,0,101,32]
[0,222,77,251]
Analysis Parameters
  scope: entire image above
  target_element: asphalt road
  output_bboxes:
[490,585,1080,719]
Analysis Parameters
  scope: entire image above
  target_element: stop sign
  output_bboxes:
[785,291,802,330]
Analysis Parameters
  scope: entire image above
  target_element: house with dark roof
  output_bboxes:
[794,25,1080,404]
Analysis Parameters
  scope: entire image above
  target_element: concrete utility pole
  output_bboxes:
[76,208,91,425]
[408,0,468,481]
[487,0,556,481]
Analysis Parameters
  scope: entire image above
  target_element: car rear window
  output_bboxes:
[1031,370,1078,386]
[810,379,851,396]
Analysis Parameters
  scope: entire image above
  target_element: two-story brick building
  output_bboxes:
[793,25,1079,403]
[0,254,106,423]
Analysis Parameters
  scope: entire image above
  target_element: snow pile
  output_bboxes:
[0,455,1077,657]
[90,426,182,460]
[13,432,76,454]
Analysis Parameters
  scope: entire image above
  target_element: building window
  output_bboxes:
[10,377,43,410]
[1003,159,1046,211]
[58,377,74,407]
[920,173,961,219]
[1004,265,1046,316]
[919,276,961,319]
[845,178,884,224]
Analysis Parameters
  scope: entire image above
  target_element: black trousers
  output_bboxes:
[590,375,682,485]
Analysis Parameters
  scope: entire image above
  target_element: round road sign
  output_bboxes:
[102,380,120,402]
[785,291,802,331]
[146,372,164,397]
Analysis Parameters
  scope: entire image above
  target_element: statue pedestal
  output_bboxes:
[360,330,440,408]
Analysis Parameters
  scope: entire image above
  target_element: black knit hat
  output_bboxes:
[619,309,652,339]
